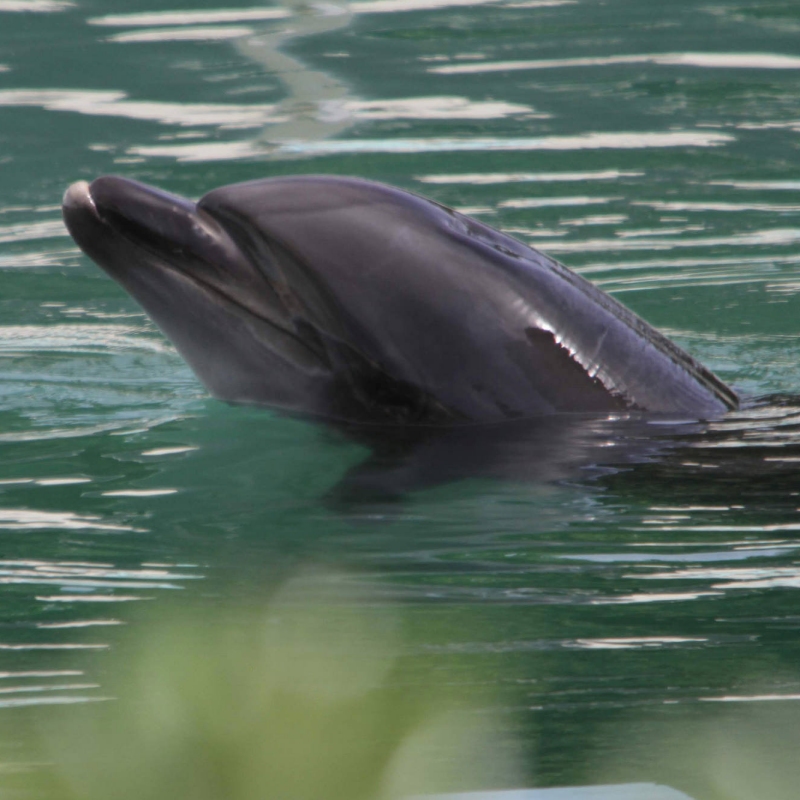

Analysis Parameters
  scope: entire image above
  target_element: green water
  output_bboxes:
[2,0,800,796]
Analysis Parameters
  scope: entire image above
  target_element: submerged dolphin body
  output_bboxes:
[62,175,738,425]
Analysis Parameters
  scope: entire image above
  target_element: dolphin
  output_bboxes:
[62,174,738,425]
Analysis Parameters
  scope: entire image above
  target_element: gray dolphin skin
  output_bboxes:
[62,175,738,425]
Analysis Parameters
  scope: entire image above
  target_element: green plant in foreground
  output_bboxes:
[19,575,513,800]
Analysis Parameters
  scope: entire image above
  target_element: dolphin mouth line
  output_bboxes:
[64,180,257,306]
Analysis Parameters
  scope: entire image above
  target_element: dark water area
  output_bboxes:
[1,0,800,797]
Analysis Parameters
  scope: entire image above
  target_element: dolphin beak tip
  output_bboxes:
[63,180,96,218]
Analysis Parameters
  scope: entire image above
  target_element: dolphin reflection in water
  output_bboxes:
[62,175,750,497]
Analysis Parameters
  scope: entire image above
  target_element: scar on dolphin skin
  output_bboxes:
[62,174,738,427]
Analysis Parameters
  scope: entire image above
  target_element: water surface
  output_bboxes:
[1,0,800,796]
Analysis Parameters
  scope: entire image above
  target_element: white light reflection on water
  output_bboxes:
[0,671,83,678]
[351,0,504,11]
[0,0,72,10]
[0,683,99,695]
[0,325,171,355]
[0,219,68,245]
[570,637,708,650]
[336,96,537,119]
[102,489,179,497]
[634,201,800,213]
[510,227,568,237]
[268,131,734,153]
[36,595,151,602]
[130,131,733,161]
[766,281,800,296]
[108,26,257,43]
[89,9,291,26]
[432,52,800,74]
[0,560,192,590]
[738,120,800,132]
[711,180,800,191]
[422,636,711,653]
[0,561,205,675]
[33,478,91,486]
[0,239,72,269]
[0,510,140,533]
[417,170,642,184]
[352,0,571,10]
[628,524,800,533]
[638,567,800,591]
[615,226,705,238]
[560,547,798,564]
[0,89,286,129]
[0,644,108,651]
[0,90,534,129]
[0,422,176,444]
[37,620,122,628]
[499,196,619,209]
[89,0,574,27]
[124,140,269,161]
[701,693,800,703]
[530,228,800,254]
[549,269,788,294]
[0,204,59,215]
[560,215,629,227]
[140,446,198,457]
[589,592,724,605]
[0,696,109,709]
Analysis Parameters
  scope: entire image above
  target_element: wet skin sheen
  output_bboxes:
[62,175,738,426]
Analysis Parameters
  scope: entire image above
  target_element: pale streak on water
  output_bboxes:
[430,52,800,75]
[0,0,73,11]
[1,0,800,789]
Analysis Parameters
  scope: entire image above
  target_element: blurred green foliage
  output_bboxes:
[5,572,516,800]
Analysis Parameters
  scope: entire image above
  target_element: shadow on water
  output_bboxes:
[322,394,800,512]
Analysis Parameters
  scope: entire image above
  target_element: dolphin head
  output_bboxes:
[63,175,738,424]
[63,175,480,423]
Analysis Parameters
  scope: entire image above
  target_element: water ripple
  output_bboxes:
[35,595,152,603]
[0,89,286,129]
[634,200,800,213]
[108,26,257,43]
[0,682,99,695]
[88,0,575,31]
[0,219,68,245]
[0,696,108,709]
[89,9,291,27]
[0,324,170,354]
[534,228,800,254]
[0,248,81,269]
[711,180,800,191]
[0,0,72,11]
[432,52,800,75]
[0,510,140,532]
[130,131,733,161]
[417,170,642,184]
[0,90,536,132]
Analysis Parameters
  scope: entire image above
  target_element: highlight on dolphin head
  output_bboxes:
[62,174,739,426]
